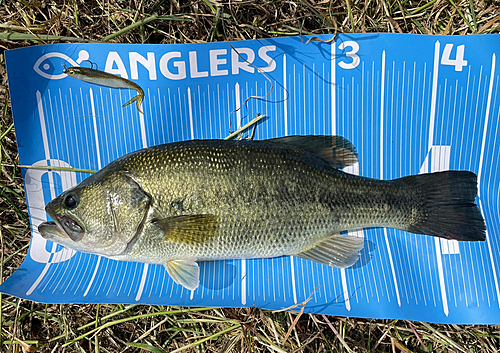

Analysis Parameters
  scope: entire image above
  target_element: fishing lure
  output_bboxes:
[64,66,144,114]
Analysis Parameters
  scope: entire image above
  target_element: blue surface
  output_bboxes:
[3,34,500,324]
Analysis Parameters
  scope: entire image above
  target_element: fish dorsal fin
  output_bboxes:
[154,215,219,245]
[165,259,200,290]
[296,233,364,268]
[267,135,358,169]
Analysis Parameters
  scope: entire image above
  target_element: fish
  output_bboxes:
[38,136,486,291]
[63,66,144,114]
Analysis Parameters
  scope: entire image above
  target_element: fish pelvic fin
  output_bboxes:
[266,135,358,169]
[165,259,200,291]
[122,95,144,114]
[155,214,219,245]
[400,171,486,241]
[296,233,364,268]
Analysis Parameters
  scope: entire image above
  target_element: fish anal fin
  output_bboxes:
[165,259,200,291]
[154,214,219,245]
[296,234,364,268]
[267,135,358,169]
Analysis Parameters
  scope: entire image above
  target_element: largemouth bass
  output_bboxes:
[38,136,486,290]
[63,66,144,114]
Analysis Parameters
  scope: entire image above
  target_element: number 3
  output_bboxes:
[338,41,360,69]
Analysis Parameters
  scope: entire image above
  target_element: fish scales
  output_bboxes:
[109,140,414,260]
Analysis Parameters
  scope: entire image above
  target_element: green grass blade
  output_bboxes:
[0,123,13,141]
[448,0,474,32]
[102,15,158,41]
[170,324,241,353]
[63,307,215,347]
[0,32,94,42]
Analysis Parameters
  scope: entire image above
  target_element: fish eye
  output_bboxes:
[63,193,79,210]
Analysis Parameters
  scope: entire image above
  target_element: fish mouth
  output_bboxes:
[39,208,84,242]
[38,221,61,240]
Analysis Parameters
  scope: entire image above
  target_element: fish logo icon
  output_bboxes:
[33,50,90,79]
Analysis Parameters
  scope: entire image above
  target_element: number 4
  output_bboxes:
[441,44,468,72]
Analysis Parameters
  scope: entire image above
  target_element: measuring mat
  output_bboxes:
[3,34,500,324]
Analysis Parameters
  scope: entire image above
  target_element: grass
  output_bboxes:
[1,0,500,352]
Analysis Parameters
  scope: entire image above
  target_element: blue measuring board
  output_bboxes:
[3,34,500,324]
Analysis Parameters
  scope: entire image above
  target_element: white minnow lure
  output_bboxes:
[63,66,145,114]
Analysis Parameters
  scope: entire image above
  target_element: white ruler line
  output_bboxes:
[235,83,241,130]
[95,258,109,295]
[139,100,147,149]
[477,54,496,191]
[313,63,316,133]
[148,89,156,145]
[84,256,101,297]
[380,51,385,178]
[283,55,288,136]
[331,41,336,135]
[149,265,157,298]
[89,88,101,170]
[241,259,247,305]
[188,87,194,140]
[384,228,401,306]
[135,264,149,301]
[303,64,306,130]
[99,87,110,165]
[290,256,297,304]
[429,41,440,152]
[293,65,297,134]
[341,269,351,311]
[434,237,449,316]
[479,200,500,308]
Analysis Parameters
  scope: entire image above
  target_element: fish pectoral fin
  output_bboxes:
[296,234,364,268]
[165,259,200,291]
[267,135,358,169]
[154,214,219,245]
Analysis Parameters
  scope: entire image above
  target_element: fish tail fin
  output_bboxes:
[399,171,486,241]
[122,95,144,114]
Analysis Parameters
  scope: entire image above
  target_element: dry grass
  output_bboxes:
[1,0,500,352]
